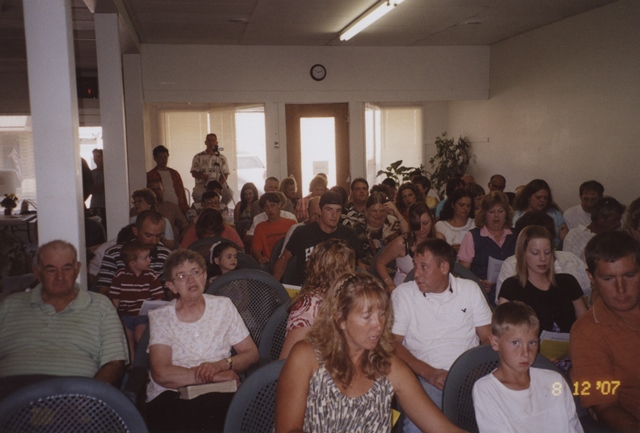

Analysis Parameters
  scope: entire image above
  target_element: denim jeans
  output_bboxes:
[402,376,443,433]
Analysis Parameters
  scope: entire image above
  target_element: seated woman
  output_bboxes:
[458,191,517,304]
[146,249,259,433]
[275,272,465,433]
[435,188,474,253]
[513,179,568,248]
[394,182,421,221]
[279,239,356,359]
[343,192,404,269]
[464,183,486,219]
[280,176,299,210]
[233,182,259,239]
[180,208,244,250]
[498,225,587,334]
[296,175,328,222]
[129,188,175,249]
[375,202,444,291]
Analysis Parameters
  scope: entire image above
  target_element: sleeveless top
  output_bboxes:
[303,364,394,433]
[393,234,414,286]
[469,227,517,281]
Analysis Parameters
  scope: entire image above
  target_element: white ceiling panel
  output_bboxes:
[0,0,621,71]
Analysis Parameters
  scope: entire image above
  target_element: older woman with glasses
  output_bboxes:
[145,249,258,433]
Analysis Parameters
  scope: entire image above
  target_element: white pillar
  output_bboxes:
[95,13,130,239]
[349,102,366,180]
[123,54,148,191]
[23,0,87,284]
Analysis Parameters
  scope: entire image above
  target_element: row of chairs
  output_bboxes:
[213,343,613,433]
[0,305,611,433]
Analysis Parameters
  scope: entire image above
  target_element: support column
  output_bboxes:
[123,54,148,190]
[23,0,87,284]
[95,13,130,239]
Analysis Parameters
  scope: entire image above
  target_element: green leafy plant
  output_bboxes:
[376,160,428,186]
[429,132,471,198]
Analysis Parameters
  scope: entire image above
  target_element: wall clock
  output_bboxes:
[310,64,326,81]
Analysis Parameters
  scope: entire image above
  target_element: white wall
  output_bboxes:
[140,45,490,180]
[448,0,640,210]
[141,45,490,103]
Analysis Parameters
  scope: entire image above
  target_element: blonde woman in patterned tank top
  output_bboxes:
[275,272,466,433]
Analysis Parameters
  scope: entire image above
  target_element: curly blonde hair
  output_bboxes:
[308,272,394,388]
[290,239,356,308]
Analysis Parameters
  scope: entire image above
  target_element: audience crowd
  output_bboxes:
[1,133,638,433]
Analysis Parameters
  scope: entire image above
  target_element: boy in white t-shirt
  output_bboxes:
[472,301,583,433]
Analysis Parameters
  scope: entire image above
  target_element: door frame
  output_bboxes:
[285,103,350,193]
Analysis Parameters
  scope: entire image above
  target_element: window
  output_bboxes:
[155,104,266,205]
[365,104,423,187]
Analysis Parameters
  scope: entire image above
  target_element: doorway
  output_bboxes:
[285,103,350,193]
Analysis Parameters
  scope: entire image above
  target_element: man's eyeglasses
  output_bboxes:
[172,268,204,283]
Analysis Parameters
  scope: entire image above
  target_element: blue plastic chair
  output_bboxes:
[0,376,148,433]
[223,360,285,433]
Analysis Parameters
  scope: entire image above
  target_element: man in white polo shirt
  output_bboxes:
[392,238,491,433]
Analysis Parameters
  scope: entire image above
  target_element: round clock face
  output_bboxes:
[310,64,326,81]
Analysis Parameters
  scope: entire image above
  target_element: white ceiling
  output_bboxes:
[0,0,620,72]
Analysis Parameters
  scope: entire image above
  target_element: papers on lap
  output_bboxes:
[138,299,170,316]
[539,330,570,360]
[178,380,238,400]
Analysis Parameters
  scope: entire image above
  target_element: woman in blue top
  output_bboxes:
[513,179,568,248]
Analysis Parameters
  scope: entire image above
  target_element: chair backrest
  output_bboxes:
[269,237,286,273]
[236,251,262,270]
[207,269,290,346]
[280,255,299,285]
[0,376,148,433]
[452,262,494,306]
[258,301,290,362]
[441,344,569,433]
[223,359,285,433]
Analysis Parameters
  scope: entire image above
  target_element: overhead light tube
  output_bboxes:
[339,0,405,42]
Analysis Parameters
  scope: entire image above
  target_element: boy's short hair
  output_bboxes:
[201,190,220,203]
[121,241,150,265]
[259,192,281,208]
[491,301,540,337]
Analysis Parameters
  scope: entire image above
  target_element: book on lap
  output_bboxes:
[177,380,238,400]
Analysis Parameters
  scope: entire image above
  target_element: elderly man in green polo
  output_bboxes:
[0,240,128,385]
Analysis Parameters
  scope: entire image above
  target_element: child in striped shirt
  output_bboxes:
[109,241,164,363]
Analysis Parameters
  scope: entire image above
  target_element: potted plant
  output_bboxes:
[429,132,472,198]
[376,160,428,186]
[1,193,19,215]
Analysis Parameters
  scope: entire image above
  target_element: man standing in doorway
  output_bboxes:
[190,133,231,204]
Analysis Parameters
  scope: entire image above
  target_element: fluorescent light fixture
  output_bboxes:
[340,0,405,42]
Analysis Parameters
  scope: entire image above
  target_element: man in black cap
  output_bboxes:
[273,191,364,285]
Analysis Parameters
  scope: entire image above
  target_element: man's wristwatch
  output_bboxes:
[226,357,233,370]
